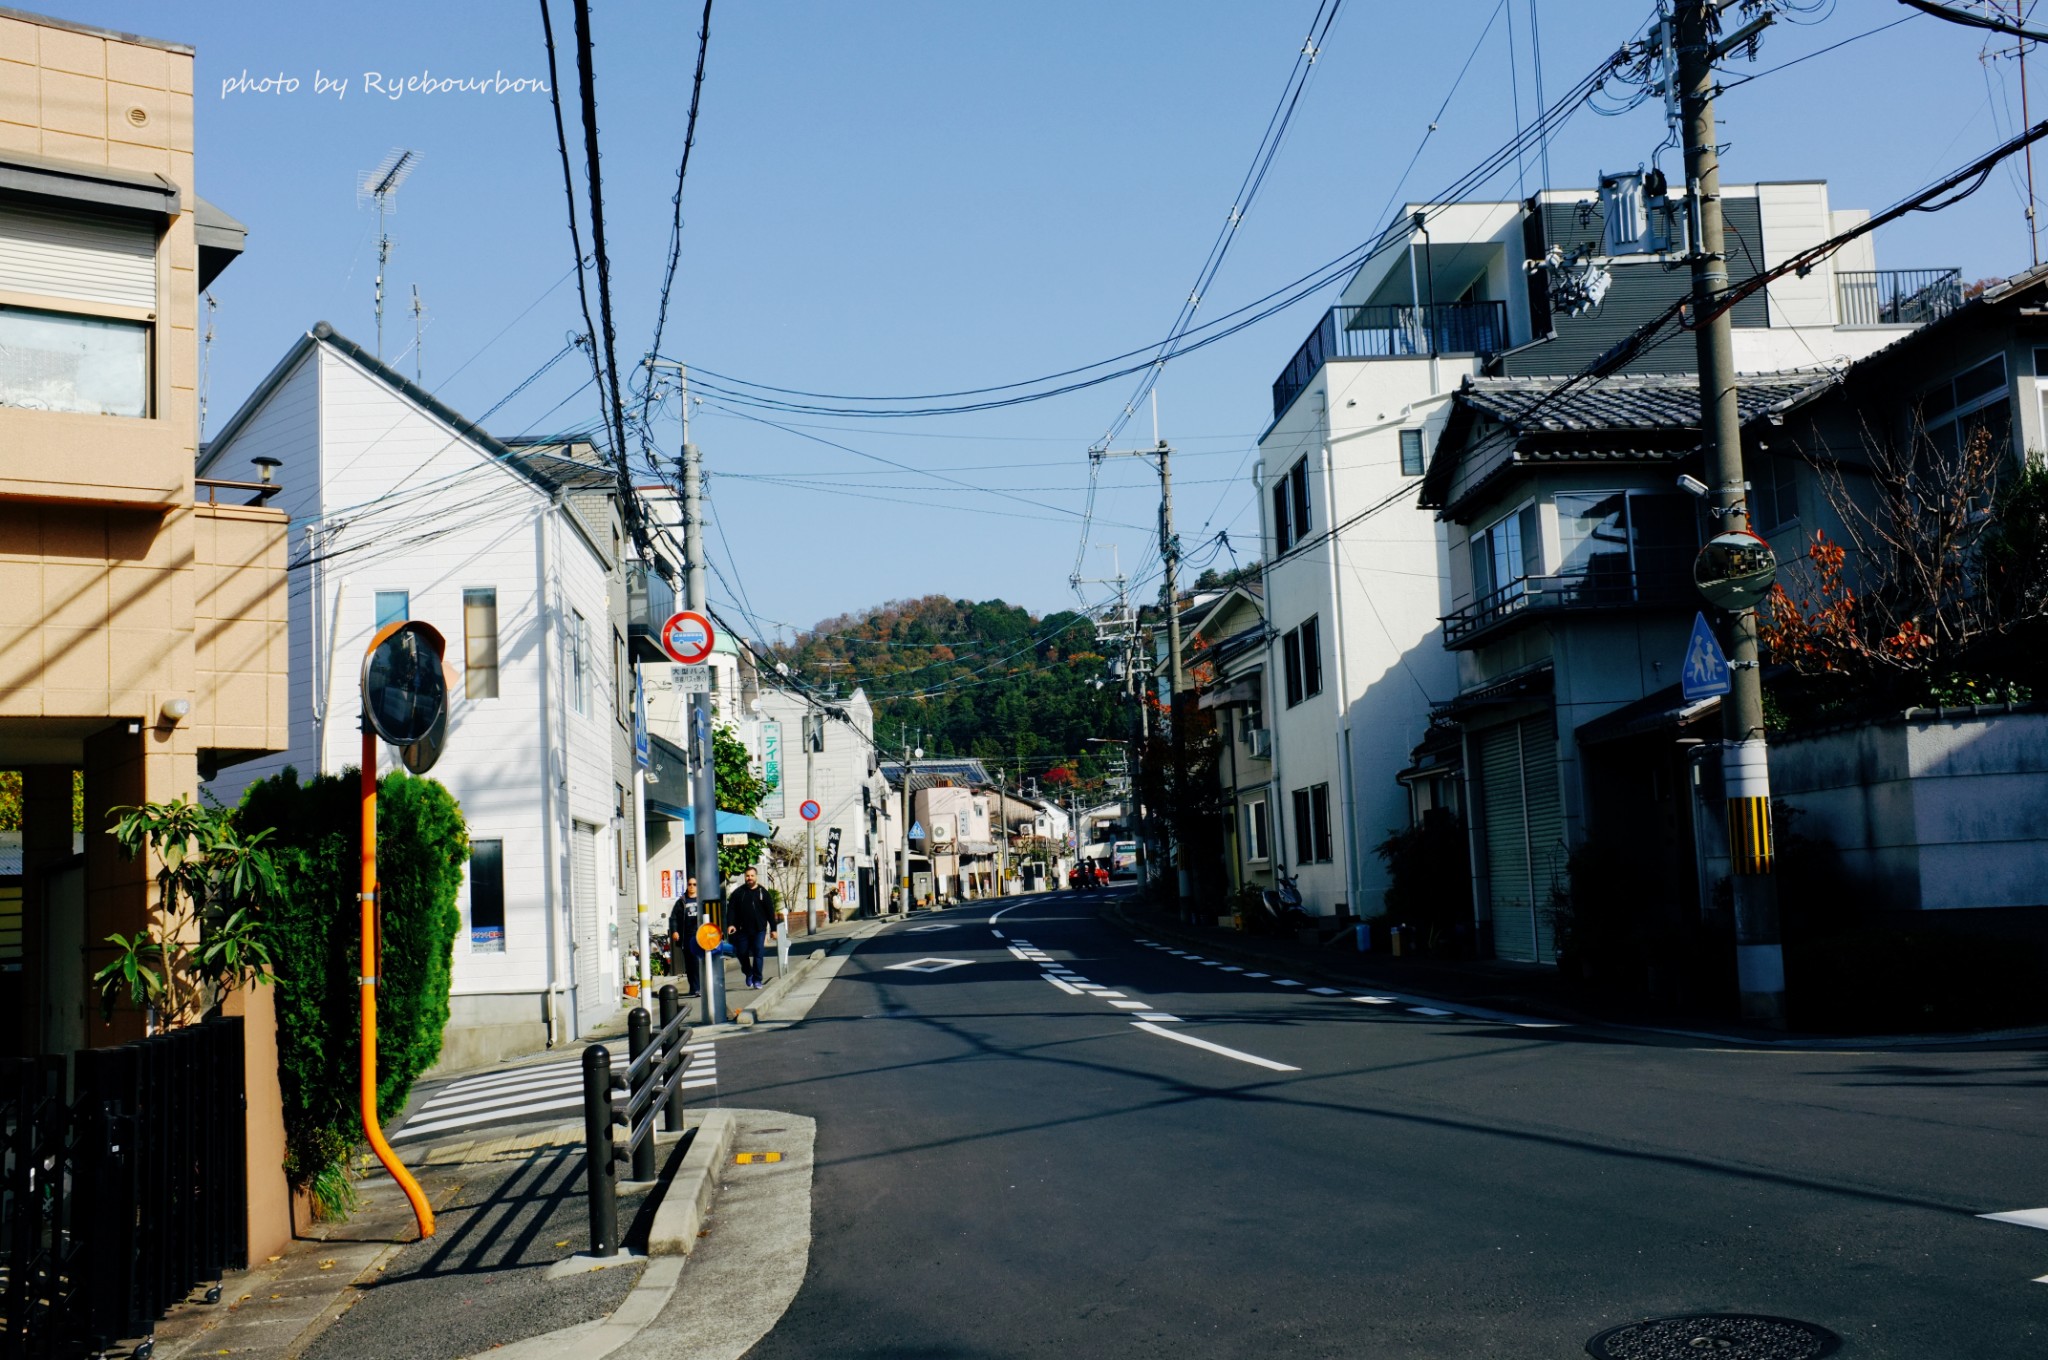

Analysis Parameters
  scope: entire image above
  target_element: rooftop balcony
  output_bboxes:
[1836,268,1963,328]
[1442,555,1693,650]
[1272,300,1509,420]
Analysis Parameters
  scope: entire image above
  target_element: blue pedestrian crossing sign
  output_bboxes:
[909,821,925,840]
[1681,612,1732,701]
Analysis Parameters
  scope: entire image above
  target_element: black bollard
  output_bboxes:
[582,1044,617,1257]
[625,1007,655,1182]
[657,985,686,1132]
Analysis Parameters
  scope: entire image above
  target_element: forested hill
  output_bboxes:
[767,596,1127,784]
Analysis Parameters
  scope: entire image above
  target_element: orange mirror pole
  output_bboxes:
[361,723,435,1237]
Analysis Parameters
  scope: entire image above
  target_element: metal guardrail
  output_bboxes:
[581,985,692,1258]
[1,1017,247,1359]
[1273,300,1509,419]
[1835,268,1963,327]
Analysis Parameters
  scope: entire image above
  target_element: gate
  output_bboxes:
[0,1018,248,1358]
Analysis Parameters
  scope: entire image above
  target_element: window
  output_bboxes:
[1399,428,1426,477]
[469,840,505,951]
[1554,491,1697,588]
[569,610,590,715]
[1921,354,2010,464]
[1290,783,1333,863]
[1751,456,1801,533]
[375,591,410,628]
[1243,798,1270,863]
[0,206,158,418]
[1469,503,1541,602]
[1281,616,1322,708]
[463,588,498,698]
[1272,456,1311,553]
[0,307,149,417]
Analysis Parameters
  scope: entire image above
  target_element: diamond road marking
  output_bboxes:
[1408,1006,1454,1017]
[886,957,974,973]
[1242,972,1270,979]
[1219,966,1243,972]
[1308,987,1343,995]
[906,923,958,933]
[1272,980,1303,987]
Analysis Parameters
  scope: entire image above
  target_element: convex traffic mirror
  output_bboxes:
[1694,531,1778,611]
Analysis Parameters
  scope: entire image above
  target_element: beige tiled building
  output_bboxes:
[0,6,290,1255]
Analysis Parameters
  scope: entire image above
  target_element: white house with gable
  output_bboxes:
[199,321,624,1063]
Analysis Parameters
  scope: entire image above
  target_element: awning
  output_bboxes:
[644,791,773,838]
[0,149,180,219]
[1198,677,1259,710]
[1575,684,1721,747]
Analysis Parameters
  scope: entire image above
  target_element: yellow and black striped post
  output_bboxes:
[1727,795,1773,875]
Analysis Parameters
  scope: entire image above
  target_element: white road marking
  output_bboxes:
[1981,1208,2048,1231]
[1219,966,1243,973]
[399,1042,717,1141]
[1045,976,1083,996]
[886,957,973,973]
[1408,1006,1454,1017]
[1007,946,1031,961]
[1109,1000,1148,1010]
[1515,1022,1565,1029]
[1353,996,1397,1005]
[1242,972,1270,979]
[1082,990,1126,999]
[990,902,1029,922]
[990,929,1004,939]
[1272,980,1303,988]
[1131,1021,1298,1072]
[1308,987,1343,995]
[1134,1012,1182,1023]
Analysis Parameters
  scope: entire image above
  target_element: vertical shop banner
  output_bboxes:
[760,720,784,817]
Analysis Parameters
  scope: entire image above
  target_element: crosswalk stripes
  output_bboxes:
[393,1039,718,1143]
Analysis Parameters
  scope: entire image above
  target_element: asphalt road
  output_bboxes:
[718,892,2047,1359]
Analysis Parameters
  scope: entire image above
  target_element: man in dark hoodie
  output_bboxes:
[725,866,778,989]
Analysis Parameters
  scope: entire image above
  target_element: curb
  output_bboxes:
[648,1106,738,1255]
[738,948,830,1026]
[1100,901,2048,1050]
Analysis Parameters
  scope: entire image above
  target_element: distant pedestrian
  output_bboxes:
[667,877,702,997]
[725,866,776,989]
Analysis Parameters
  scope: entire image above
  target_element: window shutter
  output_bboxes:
[0,206,156,311]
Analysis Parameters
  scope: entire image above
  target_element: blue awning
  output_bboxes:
[645,796,772,838]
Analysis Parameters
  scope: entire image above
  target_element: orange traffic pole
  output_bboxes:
[361,724,435,1237]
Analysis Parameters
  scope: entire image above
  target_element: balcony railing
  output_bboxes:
[1442,556,1692,648]
[1272,301,1509,420]
[1836,268,1963,327]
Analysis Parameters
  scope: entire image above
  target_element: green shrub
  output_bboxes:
[239,766,466,1213]
[1373,811,1472,955]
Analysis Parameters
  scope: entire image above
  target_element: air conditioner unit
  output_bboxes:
[1246,728,1273,758]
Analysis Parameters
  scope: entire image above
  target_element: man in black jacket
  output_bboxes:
[724,866,778,989]
[667,877,702,997]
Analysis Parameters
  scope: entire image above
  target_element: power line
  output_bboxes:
[568,0,634,501]
[535,0,607,458]
[636,0,716,444]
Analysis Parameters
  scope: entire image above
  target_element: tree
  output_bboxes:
[761,832,808,914]
[713,723,769,880]
[95,797,278,1028]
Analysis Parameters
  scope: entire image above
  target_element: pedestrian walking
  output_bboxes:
[667,877,702,997]
[725,866,776,990]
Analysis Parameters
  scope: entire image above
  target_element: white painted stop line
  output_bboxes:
[1132,1021,1298,1072]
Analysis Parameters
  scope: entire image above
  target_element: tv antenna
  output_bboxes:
[357,148,419,359]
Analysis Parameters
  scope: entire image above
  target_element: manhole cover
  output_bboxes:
[1587,1314,1842,1360]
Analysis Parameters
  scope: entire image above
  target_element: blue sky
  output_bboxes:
[35,0,2048,636]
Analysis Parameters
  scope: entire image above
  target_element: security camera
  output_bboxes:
[1676,474,1711,499]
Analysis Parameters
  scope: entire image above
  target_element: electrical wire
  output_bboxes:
[568,0,634,492]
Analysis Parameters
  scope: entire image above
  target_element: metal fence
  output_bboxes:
[0,1018,247,1359]
[1273,301,1509,419]
[1442,560,1693,647]
[581,986,693,1257]
[1836,268,1963,327]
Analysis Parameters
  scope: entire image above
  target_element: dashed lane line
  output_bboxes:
[1131,1021,1297,1072]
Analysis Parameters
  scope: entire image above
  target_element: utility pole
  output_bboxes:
[897,737,920,914]
[682,434,725,1026]
[1676,0,1784,1027]
[804,712,821,932]
[1090,429,1186,913]
[993,770,1009,900]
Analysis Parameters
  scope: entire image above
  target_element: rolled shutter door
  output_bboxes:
[1480,725,1534,963]
[1518,714,1565,965]
[0,206,157,311]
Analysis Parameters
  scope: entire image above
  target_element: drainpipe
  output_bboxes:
[536,501,565,1045]
[1314,393,1360,918]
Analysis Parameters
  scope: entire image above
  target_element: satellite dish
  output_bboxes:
[1695,531,1779,611]
[361,621,447,747]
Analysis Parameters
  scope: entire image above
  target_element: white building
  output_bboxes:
[1254,182,1909,925]
[199,321,626,1062]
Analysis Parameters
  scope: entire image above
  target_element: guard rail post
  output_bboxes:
[625,1007,657,1182]
[582,1044,618,1257]
[657,985,686,1132]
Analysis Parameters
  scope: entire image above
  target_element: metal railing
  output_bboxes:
[1273,301,1509,419]
[1836,268,1963,327]
[581,985,693,1257]
[1,1018,247,1359]
[1442,558,1693,648]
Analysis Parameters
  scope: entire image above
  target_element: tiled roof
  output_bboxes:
[1456,371,1831,435]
